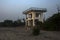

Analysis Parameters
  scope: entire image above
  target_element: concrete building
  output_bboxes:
[23,7,47,30]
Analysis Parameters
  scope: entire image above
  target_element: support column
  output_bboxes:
[25,14,27,26]
[25,14,28,26]
[25,20,27,26]
[33,19,35,27]
[32,12,35,27]
[39,13,43,22]
[39,14,41,21]
[40,13,43,22]
[28,21,30,26]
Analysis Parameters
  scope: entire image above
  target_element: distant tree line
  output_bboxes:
[42,13,60,31]
[0,19,25,27]
[0,13,60,31]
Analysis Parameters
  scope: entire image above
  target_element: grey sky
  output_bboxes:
[0,0,60,22]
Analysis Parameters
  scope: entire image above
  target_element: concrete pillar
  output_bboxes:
[32,12,35,19]
[28,21,30,26]
[39,14,41,21]
[31,12,35,27]
[39,13,43,22]
[40,13,43,22]
[25,20,27,26]
[25,14,27,26]
[33,19,35,27]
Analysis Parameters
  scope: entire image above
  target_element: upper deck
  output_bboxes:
[23,7,47,14]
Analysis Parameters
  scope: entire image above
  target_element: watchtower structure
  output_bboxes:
[23,7,47,29]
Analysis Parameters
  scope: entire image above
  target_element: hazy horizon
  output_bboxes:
[0,0,60,22]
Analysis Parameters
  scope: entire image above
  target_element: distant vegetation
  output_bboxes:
[0,19,25,27]
[43,13,60,31]
[0,13,60,31]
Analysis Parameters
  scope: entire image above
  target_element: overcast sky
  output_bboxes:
[0,0,60,22]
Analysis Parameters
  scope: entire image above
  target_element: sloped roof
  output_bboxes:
[23,7,47,14]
